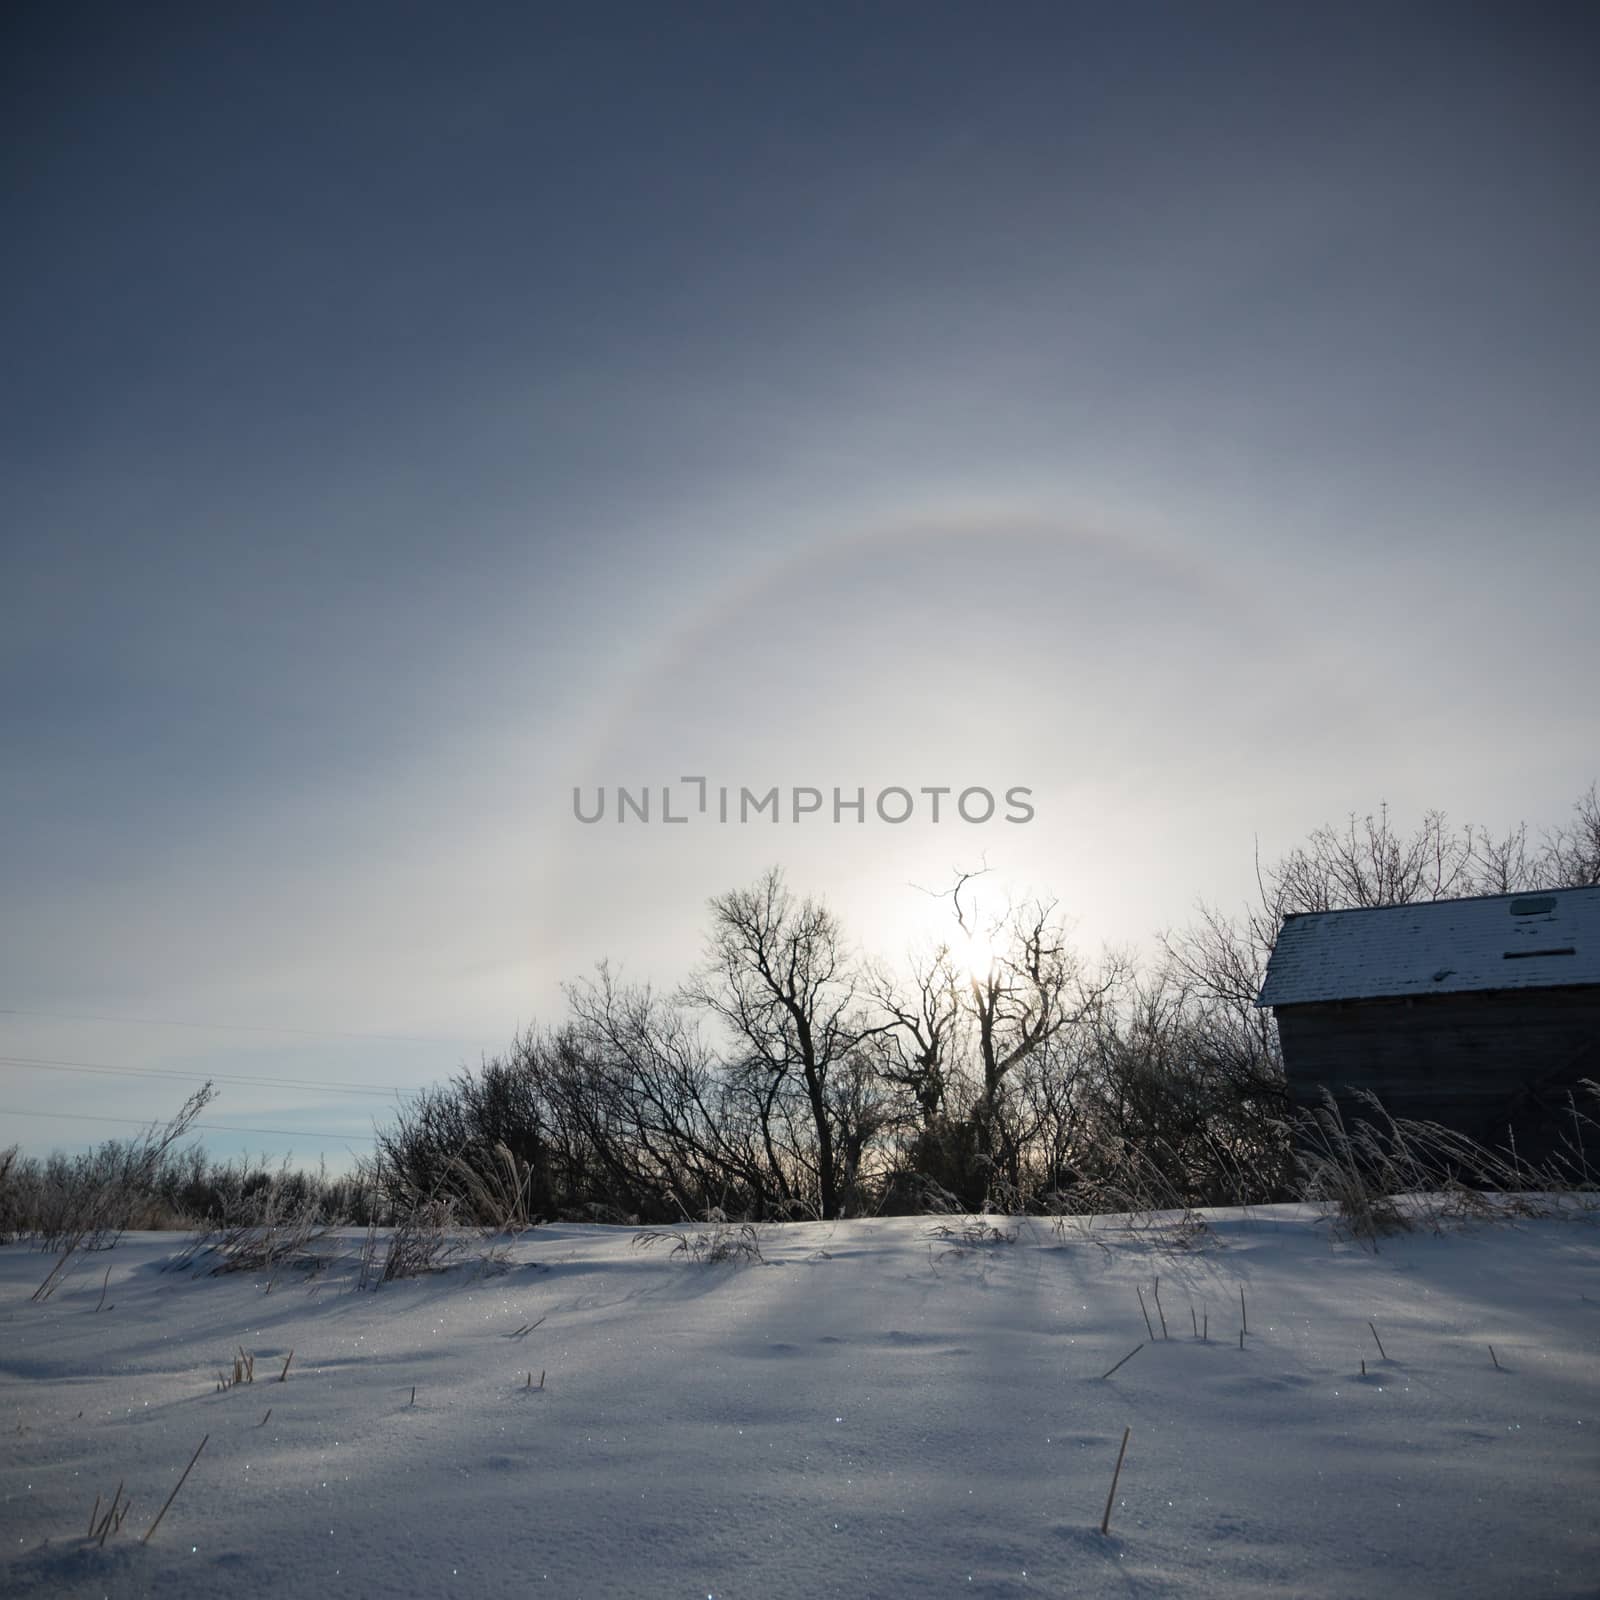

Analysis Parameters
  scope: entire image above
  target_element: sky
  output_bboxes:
[3,1,1597,1168]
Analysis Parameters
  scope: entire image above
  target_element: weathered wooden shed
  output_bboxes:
[1256,886,1600,1163]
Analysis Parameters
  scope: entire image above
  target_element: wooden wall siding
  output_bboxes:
[1275,986,1600,1160]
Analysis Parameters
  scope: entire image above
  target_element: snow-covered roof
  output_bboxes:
[1256,886,1600,1007]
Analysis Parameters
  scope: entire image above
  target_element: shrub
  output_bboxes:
[631,1220,766,1264]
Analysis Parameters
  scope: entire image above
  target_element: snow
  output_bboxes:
[3,1209,1597,1598]
[1257,887,1600,1006]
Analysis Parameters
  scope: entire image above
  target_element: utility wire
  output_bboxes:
[0,1006,491,1049]
[0,1107,365,1143]
[0,1053,415,1099]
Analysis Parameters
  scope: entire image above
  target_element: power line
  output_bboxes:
[0,1006,492,1049]
[0,1054,416,1099]
[0,1107,366,1143]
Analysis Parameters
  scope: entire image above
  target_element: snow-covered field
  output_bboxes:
[3,1207,1596,1599]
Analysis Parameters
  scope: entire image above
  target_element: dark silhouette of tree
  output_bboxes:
[682,868,885,1220]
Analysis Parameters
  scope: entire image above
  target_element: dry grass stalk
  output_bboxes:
[381,1194,468,1282]
[201,1190,332,1280]
[31,1085,213,1302]
[1489,1344,1502,1370]
[1152,1278,1168,1339]
[1135,1286,1155,1340]
[446,1141,537,1233]
[632,1221,765,1264]
[217,1348,255,1391]
[143,1434,208,1544]
[1368,1322,1387,1361]
[279,1349,294,1382]
[356,1219,380,1291]
[1100,1427,1131,1535]
[1294,1085,1600,1249]
[1045,1133,1248,1239]
[94,1479,124,1546]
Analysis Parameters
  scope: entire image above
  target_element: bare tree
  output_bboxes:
[876,870,1114,1206]
[958,878,1090,1187]
[1271,805,1476,913]
[566,966,784,1219]
[1468,819,1536,895]
[1539,781,1600,887]
[863,942,964,1131]
[826,1047,898,1214]
[1171,804,1496,1036]
[682,868,885,1220]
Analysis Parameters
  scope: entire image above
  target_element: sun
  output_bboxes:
[952,924,1001,986]
[872,874,1009,988]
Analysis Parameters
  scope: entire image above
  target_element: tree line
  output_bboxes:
[5,786,1592,1240]
[377,785,1600,1224]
